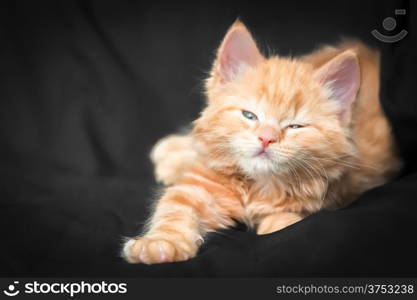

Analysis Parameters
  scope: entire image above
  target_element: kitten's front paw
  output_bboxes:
[123,236,196,264]
[257,212,303,235]
[150,135,196,186]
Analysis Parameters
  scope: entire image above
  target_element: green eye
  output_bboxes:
[242,110,258,121]
[286,124,304,129]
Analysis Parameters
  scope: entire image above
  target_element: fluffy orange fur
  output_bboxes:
[123,21,401,264]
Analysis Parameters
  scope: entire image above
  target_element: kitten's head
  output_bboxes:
[194,21,360,178]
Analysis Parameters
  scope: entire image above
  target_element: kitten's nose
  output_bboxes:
[258,126,278,148]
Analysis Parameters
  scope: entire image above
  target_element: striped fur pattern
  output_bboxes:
[123,21,401,264]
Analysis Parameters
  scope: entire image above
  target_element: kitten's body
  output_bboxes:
[123,23,401,264]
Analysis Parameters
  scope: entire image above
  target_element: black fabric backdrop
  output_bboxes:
[0,0,416,277]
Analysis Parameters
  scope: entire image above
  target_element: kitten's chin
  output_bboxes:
[238,156,286,177]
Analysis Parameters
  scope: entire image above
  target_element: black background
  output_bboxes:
[0,0,416,277]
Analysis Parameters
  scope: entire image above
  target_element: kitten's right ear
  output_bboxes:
[209,21,264,86]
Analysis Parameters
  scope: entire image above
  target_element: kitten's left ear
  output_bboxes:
[314,50,360,122]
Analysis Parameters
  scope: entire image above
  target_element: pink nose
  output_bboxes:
[258,126,278,148]
[258,136,276,148]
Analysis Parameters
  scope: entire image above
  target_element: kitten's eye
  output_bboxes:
[286,124,304,129]
[242,110,258,121]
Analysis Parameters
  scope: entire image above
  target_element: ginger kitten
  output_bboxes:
[123,21,401,264]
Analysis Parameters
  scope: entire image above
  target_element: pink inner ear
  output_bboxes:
[218,25,262,82]
[315,52,360,120]
[325,58,360,106]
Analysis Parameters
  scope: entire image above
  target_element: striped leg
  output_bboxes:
[123,184,232,264]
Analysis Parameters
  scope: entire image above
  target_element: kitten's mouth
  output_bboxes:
[255,148,270,158]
